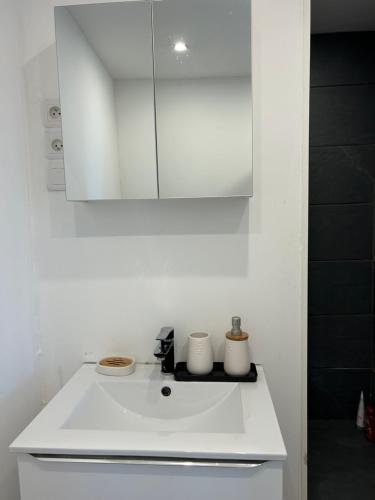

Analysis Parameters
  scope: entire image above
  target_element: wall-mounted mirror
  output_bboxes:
[55,0,252,201]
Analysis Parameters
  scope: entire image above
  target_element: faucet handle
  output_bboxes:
[156,326,174,342]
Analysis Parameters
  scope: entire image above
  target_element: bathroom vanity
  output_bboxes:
[10,364,286,500]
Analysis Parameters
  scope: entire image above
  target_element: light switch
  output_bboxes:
[47,161,65,191]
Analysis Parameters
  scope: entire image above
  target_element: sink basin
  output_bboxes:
[63,380,244,433]
[10,363,286,461]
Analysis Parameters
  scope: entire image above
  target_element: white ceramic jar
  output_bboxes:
[187,332,213,376]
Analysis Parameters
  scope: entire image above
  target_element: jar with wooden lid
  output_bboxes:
[224,316,250,376]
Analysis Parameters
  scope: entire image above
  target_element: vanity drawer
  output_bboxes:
[18,454,282,500]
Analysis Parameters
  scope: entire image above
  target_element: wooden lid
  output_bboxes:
[99,356,133,367]
[225,331,249,341]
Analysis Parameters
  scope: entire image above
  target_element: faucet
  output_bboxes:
[154,327,174,374]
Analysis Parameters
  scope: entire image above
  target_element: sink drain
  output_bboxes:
[161,386,172,397]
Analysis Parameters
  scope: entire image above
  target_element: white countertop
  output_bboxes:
[10,363,287,461]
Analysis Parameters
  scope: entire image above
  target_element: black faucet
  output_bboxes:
[154,327,174,374]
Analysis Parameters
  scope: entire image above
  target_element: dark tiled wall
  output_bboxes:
[309,32,375,419]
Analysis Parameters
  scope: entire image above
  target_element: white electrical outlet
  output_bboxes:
[42,99,62,128]
[45,129,64,159]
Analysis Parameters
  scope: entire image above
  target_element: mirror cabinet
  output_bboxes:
[55,0,252,200]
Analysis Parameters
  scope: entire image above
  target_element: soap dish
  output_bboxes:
[96,356,135,376]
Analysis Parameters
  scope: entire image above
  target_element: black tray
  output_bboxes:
[174,362,257,382]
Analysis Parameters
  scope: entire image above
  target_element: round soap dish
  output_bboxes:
[96,356,135,376]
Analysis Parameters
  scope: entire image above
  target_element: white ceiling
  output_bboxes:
[312,0,375,34]
[66,0,251,80]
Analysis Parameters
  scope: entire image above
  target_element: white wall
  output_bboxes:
[114,79,158,199]
[0,1,42,499]
[55,6,121,200]
[156,77,252,198]
[19,1,309,500]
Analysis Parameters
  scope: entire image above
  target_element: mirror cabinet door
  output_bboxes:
[55,1,158,200]
[153,0,253,199]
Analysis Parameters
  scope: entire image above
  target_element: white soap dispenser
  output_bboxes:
[224,316,250,377]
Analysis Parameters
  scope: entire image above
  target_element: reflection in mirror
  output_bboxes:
[154,0,252,198]
[55,2,157,200]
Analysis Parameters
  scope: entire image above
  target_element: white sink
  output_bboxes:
[10,363,286,461]
[63,380,244,433]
